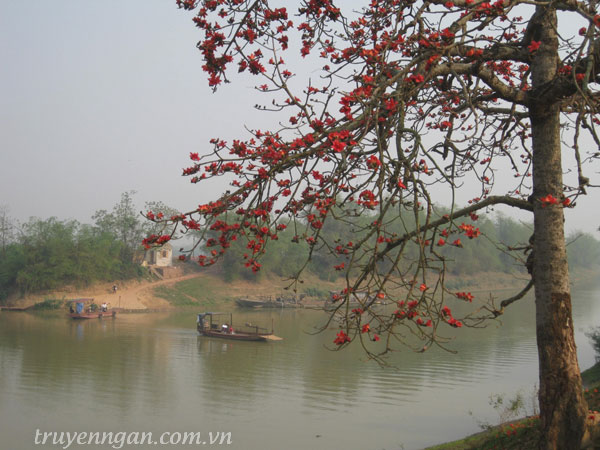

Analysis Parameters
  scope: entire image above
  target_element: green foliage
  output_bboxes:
[30,298,64,310]
[303,286,329,298]
[0,217,144,298]
[587,327,600,363]
[92,191,143,251]
[567,232,600,268]
[204,209,599,282]
[219,225,311,282]
[0,193,181,299]
[581,362,600,387]
[1,197,597,301]
[0,243,26,301]
[142,200,181,237]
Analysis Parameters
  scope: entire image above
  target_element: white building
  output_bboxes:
[141,243,173,267]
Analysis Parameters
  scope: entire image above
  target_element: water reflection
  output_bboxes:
[0,286,599,449]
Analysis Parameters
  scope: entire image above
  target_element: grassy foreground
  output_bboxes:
[424,364,600,449]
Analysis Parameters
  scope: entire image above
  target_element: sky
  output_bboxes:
[1,1,599,237]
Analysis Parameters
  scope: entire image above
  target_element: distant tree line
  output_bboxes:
[1,196,598,301]
[213,207,600,283]
[0,192,180,301]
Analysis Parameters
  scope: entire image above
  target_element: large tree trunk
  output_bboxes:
[530,5,588,449]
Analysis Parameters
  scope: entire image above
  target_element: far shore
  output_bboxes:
[2,266,598,313]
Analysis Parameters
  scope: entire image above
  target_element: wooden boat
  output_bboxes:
[235,298,278,308]
[67,298,117,320]
[236,294,306,309]
[0,305,34,311]
[196,312,281,341]
[67,310,117,320]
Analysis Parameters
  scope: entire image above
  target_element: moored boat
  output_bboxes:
[67,299,116,320]
[235,294,306,309]
[67,310,117,320]
[196,312,281,341]
[235,298,275,308]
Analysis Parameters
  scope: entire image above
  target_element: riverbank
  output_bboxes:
[0,264,339,311]
[423,349,600,449]
[3,266,597,313]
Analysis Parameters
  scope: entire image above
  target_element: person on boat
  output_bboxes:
[101,302,108,312]
[221,324,229,333]
[69,304,74,314]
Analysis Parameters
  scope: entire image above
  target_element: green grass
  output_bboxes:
[153,277,233,307]
[153,286,199,306]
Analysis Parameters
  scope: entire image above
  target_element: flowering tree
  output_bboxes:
[147,0,600,447]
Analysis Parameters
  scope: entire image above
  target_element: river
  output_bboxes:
[1,285,599,450]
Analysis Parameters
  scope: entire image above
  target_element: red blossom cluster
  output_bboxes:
[163,0,597,370]
[441,306,463,328]
[540,194,559,207]
[142,234,171,249]
[456,292,474,302]
[333,330,351,346]
[459,223,481,239]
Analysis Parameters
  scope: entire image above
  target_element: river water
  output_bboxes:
[1,285,599,450]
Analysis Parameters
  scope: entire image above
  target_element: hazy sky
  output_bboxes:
[1,1,599,237]
[1,0,260,223]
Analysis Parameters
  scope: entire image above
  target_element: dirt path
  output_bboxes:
[92,273,204,310]
[9,272,204,311]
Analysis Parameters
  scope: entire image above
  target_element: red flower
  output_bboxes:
[367,155,381,170]
[334,330,351,345]
[528,40,541,53]
[419,283,428,292]
[397,180,407,189]
[448,318,463,328]
[540,194,559,207]
[459,223,481,239]
[452,239,463,247]
[373,334,380,342]
[385,98,398,111]
[332,139,346,152]
[208,73,222,86]
[361,324,370,333]
[456,291,474,302]
[437,238,446,246]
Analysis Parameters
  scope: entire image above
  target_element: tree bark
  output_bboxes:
[530,5,588,449]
